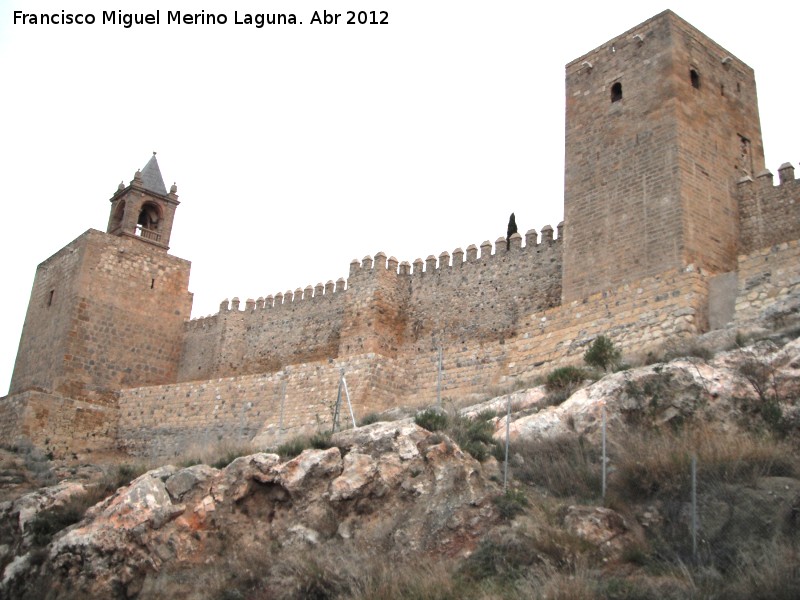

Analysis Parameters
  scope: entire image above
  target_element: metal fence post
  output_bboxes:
[503,394,511,493]
[691,453,698,562]
[602,404,607,500]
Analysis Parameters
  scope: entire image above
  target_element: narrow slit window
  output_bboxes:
[47,289,54,307]
[611,82,622,103]
[690,69,700,89]
[150,278,155,289]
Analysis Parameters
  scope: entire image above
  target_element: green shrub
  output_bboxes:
[545,366,587,392]
[584,335,621,371]
[415,409,448,432]
[275,432,333,460]
[359,412,382,426]
[493,489,528,520]
[447,411,499,462]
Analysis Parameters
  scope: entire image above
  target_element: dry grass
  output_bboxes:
[510,435,602,499]
[176,439,259,469]
[610,426,797,501]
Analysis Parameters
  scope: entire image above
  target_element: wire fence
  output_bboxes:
[499,398,800,570]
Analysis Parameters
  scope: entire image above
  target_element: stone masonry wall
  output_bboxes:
[734,240,800,328]
[176,228,562,380]
[10,230,193,404]
[402,229,562,351]
[118,353,404,458]
[738,164,800,254]
[115,267,708,458]
[0,390,118,458]
[10,236,86,398]
[178,281,347,381]
[562,11,764,302]
[401,267,708,406]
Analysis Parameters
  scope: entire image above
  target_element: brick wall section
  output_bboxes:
[402,232,562,350]
[738,166,800,253]
[176,230,561,379]
[562,11,764,302]
[401,268,708,406]
[118,353,404,458]
[0,390,118,457]
[178,285,347,381]
[734,240,800,326]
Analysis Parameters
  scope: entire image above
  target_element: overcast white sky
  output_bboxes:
[1,1,798,395]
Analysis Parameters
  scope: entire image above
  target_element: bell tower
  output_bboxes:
[107,152,180,250]
[9,155,193,403]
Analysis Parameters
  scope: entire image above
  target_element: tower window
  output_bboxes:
[611,82,623,103]
[690,69,700,89]
[47,289,54,307]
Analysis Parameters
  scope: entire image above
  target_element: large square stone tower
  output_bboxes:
[562,10,765,301]
[9,155,193,404]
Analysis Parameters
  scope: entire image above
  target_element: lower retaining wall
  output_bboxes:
[0,390,119,458]
[401,267,709,405]
[735,240,800,328]
[117,353,405,459]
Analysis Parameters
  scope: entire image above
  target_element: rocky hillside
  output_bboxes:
[2,328,800,599]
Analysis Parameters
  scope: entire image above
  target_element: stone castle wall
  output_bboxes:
[178,282,348,381]
[3,167,798,459]
[0,390,118,457]
[115,267,706,457]
[118,353,404,458]
[738,165,800,254]
[175,228,563,381]
[734,240,800,327]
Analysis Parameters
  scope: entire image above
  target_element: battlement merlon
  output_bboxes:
[738,161,800,254]
[346,223,563,277]
[199,223,565,323]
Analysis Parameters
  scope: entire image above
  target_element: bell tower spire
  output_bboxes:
[107,152,180,250]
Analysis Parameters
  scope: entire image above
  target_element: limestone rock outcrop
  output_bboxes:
[1,422,497,599]
[497,339,800,443]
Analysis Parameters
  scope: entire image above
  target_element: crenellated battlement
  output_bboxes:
[346,223,563,278]
[199,221,564,328]
[738,161,800,254]
[178,222,565,378]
